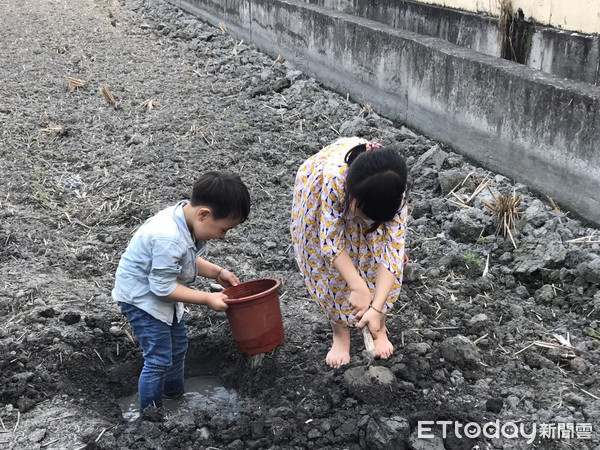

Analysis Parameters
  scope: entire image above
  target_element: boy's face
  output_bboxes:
[193,208,240,241]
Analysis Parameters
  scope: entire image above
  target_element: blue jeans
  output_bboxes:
[119,302,188,411]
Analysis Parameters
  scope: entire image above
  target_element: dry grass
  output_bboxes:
[218,22,227,34]
[67,77,84,92]
[54,44,68,54]
[359,93,373,117]
[138,98,158,111]
[482,188,521,248]
[40,125,63,134]
[100,86,116,105]
[271,54,285,68]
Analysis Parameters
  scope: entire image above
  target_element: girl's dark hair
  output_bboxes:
[345,144,408,233]
[190,172,251,222]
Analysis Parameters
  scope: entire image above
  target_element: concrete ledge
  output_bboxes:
[301,0,600,85]
[168,0,600,224]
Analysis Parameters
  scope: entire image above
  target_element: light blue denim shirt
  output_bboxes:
[112,200,206,325]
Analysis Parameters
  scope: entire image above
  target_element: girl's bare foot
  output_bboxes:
[371,318,394,359]
[326,323,351,369]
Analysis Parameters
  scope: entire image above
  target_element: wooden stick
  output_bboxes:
[95,428,107,443]
[513,342,534,356]
[13,411,20,433]
[473,333,489,344]
[361,327,375,364]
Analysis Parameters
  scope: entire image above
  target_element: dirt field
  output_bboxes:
[1,0,599,448]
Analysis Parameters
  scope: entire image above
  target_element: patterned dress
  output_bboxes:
[290,137,408,326]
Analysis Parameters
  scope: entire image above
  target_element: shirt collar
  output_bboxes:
[173,200,195,248]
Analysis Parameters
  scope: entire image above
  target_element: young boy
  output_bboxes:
[112,171,251,412]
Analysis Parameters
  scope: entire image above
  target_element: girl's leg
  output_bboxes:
[163,314,188,399]
[327,323,351,369]
[371,316,394,359]
[119,302,174,411]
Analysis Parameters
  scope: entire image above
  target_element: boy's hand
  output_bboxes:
[217,268,240,288]
[205,292,229,311]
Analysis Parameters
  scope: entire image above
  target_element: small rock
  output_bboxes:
[535,284,556,303]
[468,313,489,333]
[404,342,430,356]
[515,286,529,298]
[524,199,551,227]
[307,428,321,439]
[486,397,503,413]
[569,357,587,373]
[264,241,277,249]
[365,416,410,449]
[563,392,587,407]
[576,257,600,284]
[209,283,224,292]
[513,232,567,274]
[28,428,47,443]
[447,208,487,243]
[440,335,481,369]
[62,311,81,325]
[413,144,448,171]
[509,304,524,318]
[338,117,369,137]
[437,169,474,196]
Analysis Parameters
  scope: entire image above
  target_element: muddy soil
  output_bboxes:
[1,0,599,448]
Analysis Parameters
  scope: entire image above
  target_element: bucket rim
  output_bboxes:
[223,278,282,304]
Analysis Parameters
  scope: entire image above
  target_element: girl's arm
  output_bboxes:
[358,200,408,332]
[358,266,396,332]
[333,249,370,317]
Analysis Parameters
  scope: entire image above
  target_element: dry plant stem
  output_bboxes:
[359,93,373,117]
[100,86,116,105]
[271,54,285,68]
[67,77,84,92]
[139,98,158,110]
[41,125,63,134]
[13,411,19,433]
[547,195,561,212]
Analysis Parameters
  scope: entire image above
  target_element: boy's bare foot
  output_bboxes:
[326,323,351,369]
[371,320,394,359]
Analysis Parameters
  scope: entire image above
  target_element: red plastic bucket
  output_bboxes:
[222,278,284,355]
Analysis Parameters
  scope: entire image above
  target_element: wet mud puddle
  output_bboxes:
[119,376,243,421]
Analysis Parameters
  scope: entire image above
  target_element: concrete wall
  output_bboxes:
[167,0,600,225]
[417,0,600,35]
[302,0,600,85]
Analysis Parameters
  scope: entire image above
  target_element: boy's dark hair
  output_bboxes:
[190,172,251,222]
[344,144,408,233]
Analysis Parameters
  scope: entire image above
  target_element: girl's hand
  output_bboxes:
[357,307,382,334]
[216,268,239,288]
[348,286,371,319]
[205,292,229,311]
